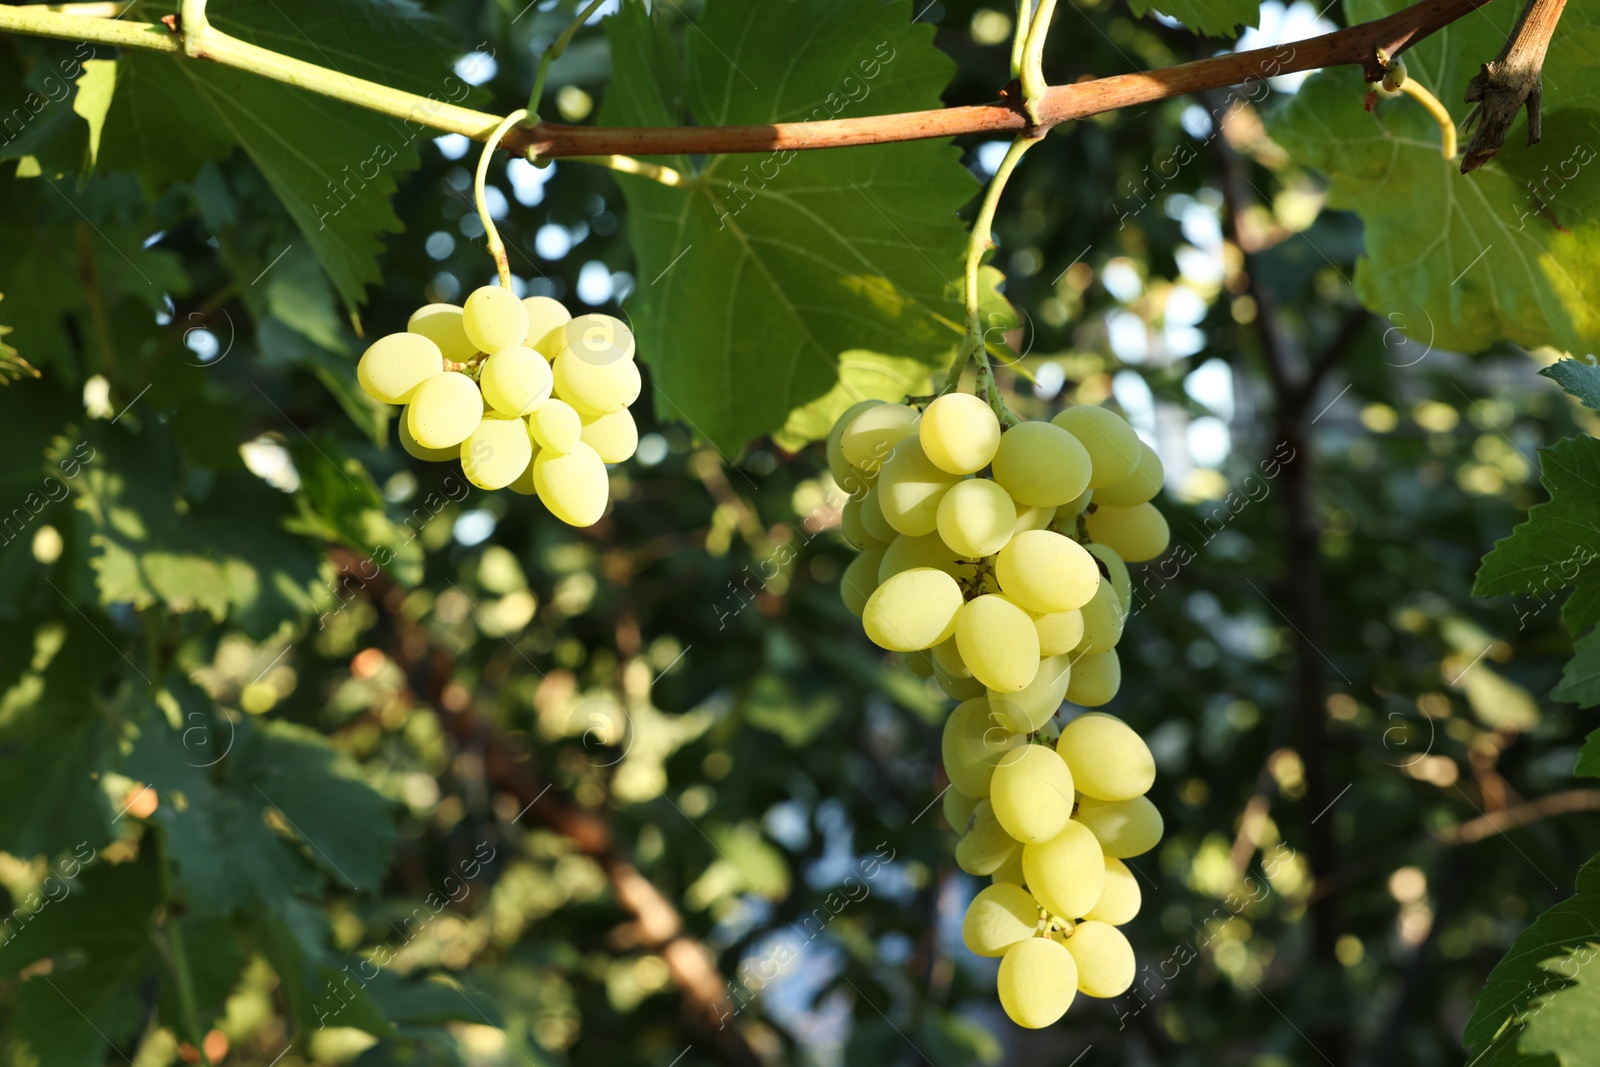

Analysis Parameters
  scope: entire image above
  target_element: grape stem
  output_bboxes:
[525,0,610,119]
[475,109,529,291]
[1011,0,1035,77]
[1019,0,1060,125]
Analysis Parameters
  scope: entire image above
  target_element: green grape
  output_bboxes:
[1066,649,1120,706]
[931,637,972,680]
[508,448,541,496]
[1034,609,1085,657]
[991,847,1027,886]
[840,403,919,473]
[935,663,987,701]
[358,333,444,404]
[1058,486,1094,521]
[1093,441,1163,507]
[479,346,553,417]
[877,438,959,537]
[937,478,1016,559]
[997,937,1077,1029]
[528,398,583,454]
[989,655,1071,732]
[878,532,963,584]
[462,285,530,354]
[1057,713,1155,801]
[407,304,477,364]
[556,313,635,363]
[827,400,882,495]
[1062,920,1135,998]
[995,530,1100,614]
[957,595,1041,693]
[407,373,483,449]
[460,415,536,491]
[1023,820,1106,919]
[553,350,642,416]
[944,787,979,833]
[901,648,934,677]
[919,392,1002,475]
[1084,857,1141,925]
[841,496,885,550]
[1086,502,1169,563]
[963,883,1041,957]
[580,409,639,464]
[1076,581,1126,655]
[397,407,458,462]
[1051,406,1141,488]
[1381,55,1408,92]
[859,485,897,544]
[840,548,886,618]
[862,567,963,652]
[941,697,1024,797]
[990,744,1076,844]
[522,295,572,352]
[532,441,610,527]
[991,422,1092,508]
[956,798,1020,876]
[1074,795,1163,858]
[1087,543,1132,612]
[1013,504,1057,535]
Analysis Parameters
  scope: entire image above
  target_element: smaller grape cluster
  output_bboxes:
[827,394,1168,1028]
[357,285,641,527]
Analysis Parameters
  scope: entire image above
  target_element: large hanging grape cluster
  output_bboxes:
[828,393,1170,1028]
[356,285,641,527]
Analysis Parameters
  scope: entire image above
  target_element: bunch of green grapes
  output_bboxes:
[827,395,1168,1028]
[356,285,642,527]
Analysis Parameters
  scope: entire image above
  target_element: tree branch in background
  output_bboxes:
[1434,788,1600,844]
[1461,0,1569,172]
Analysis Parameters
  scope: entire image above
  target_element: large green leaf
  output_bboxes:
[1269,0,1600,358]
[1475,437,1600,602]
[1127,0,1260,38]
[602,0,975,451]
[1520,946,1600,1067]
[98,0,472,309]
[1544,359,1600,414]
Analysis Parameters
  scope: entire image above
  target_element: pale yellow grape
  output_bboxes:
[1035,609,1086,657]
[580,409,639,463]
[462,285,529,353]
[931,637,971,680]
[1052,406,1141,487]
[859,486,897,544]
[479,346,553,417]
[878,533,962,584]
[997,937,1077,1028]
[406,304,477,363]
[919,392,1001,475]
[902,648,934,677]
[1084,857,1141,925]
[990,745,1076,844]
[1086,503,1169,563]
[528,398,583,454]
[956,595,1040,693]
[1094,441,1163,507]
[1058,486,1094,521]
[553,351,642,416]
[521,295,571,352]
[962,883,1040,957]
[995,530,1100,613]
[989,655,1071,732]
[1013,504,1057,535]
[397,407,458,461]
[827,400,881,495]
[944,786,979,832]
[1066,650,1120,706]
[556,313,635,363]
[840,496,883,550]
[840,549,885,618]
[862,567,963,652]
[877,439,958,537]
[532,442,610,527]
[1087,543,1132,612]
[956,799,1020,876]
[459,414,535,491]
[1057,713,1155,801]
[1075,795,1163,858]
[1023,820,1105,919]
[840,403,918,473]
[1062,921,1135,997]
[1076,582,1125,656]
[508,450,540,496]
[991,848,1027,886]
[991,422,1092,507]
[942,697,1024,797]
[935,664,986,702]
[937,478,1016,559]
[358,333,444,404]
[407,373,483,449]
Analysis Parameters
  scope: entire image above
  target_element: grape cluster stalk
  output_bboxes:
[828,394,1169,1028]
[356,286,641,526]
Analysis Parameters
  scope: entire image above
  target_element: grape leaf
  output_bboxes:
[1268,0,1600,359]
[1577,728,1600,778]
[602,0,975,451]
[1474,437,1600,601]
[98,0,473,309]
[1521,957,1600,1066]
[1126,0,1260,39]
[1544,359,1600,414]
[1554,628,1600,708]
